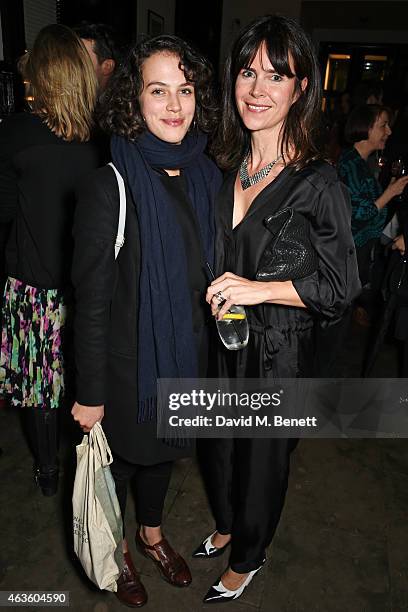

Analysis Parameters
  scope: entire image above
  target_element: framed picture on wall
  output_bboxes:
[148,10,164,36]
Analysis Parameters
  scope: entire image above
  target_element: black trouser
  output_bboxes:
[356,239,385,316]
[110,453,173,532]
[22,407,59,470]
[356,240,375,289]
[199,437,292,573]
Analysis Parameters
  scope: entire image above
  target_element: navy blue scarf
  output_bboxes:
[111,130,220,421]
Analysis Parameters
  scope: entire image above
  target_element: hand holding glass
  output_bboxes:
[206,264,249,350]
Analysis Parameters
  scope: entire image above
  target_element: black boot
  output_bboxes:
[33,464,59,497]
[25,407,59,496]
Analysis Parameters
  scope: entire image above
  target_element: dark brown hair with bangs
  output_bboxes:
[213,14,323,171]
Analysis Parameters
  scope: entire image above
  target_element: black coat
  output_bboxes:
[215,160,361,378]
[72,166,192,464]
[0,113,102,289]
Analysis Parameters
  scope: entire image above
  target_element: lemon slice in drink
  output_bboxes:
[222,313,246,320]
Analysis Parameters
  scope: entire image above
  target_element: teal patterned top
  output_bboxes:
[337,147,387,247]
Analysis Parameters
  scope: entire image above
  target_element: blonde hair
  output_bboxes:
[20,24,97,142]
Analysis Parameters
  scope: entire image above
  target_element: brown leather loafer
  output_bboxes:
[135,531,192,587]
[116,551,147,608]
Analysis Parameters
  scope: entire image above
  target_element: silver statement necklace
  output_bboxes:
[239,153,283,190]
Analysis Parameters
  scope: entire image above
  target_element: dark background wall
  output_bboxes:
[301,1,408,32]
[56,0,137,44]
[175,0,223,72]
[1,0,26,64]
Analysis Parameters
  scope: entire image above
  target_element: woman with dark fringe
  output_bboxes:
[194,15,360,604]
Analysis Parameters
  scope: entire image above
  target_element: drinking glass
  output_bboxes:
[216,305,249,351]
[396,161,408,203]
[391,158,404,178]
[206,262,249,350]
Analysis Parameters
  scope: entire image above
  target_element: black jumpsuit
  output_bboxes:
[200,160,361,572]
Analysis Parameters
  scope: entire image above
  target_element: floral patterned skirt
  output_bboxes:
[0,277,67,409]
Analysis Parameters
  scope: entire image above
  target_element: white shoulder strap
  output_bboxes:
[108,162,126,260]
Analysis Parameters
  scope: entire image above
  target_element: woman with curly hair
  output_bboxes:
[71,35,221,606]
[0,24,100,496]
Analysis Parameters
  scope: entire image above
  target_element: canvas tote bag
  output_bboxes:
[72,421,124,591]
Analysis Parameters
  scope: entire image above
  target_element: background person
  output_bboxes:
[71,34,221,607]
[0,24,100,496]
[194,15,360,605]
[337,105,408,325]
[74,22,122,163]
[74,21,121,92]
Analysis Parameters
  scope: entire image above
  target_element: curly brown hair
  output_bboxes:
[99,34,218,140]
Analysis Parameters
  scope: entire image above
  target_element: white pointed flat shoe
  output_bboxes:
[203,559,265,604]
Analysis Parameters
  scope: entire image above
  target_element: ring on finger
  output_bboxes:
[214,291,227,306]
